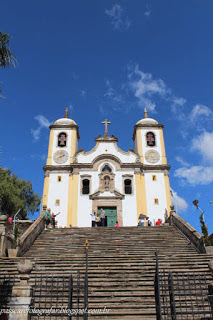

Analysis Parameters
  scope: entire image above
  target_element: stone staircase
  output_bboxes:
[0,225,213,319]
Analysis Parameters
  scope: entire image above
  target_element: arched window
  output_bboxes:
[146,132,155,147]
[124,179,132,194]
[58,132,67,147]
[102,164,112,173]
[82,179,90,194]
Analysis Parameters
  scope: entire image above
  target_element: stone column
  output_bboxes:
[9,260,33,320]
[0,215,8,257]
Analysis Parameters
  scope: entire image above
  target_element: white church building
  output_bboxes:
[42,107,172,227]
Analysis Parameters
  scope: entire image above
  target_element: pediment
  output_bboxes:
[74,141,139,164]
[89,188,125,200]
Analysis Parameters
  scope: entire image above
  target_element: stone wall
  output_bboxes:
[167,212,206,253]
[6,220,34,237]
[209,233,213,246]
[18,212,45,256]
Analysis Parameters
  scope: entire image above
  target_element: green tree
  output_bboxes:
[199,212,211,246]
[0,31,16,68]
[0,31,16,95]
[0,168,41,219]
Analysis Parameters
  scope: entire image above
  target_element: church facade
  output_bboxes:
[42,107,172,227]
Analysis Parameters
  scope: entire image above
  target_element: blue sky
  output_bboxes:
[1,0,213,233]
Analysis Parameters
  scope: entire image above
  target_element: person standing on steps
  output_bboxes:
[100,208,105,227]
[156,218,162,226]
[52,212,60,228]
[95,212,101,227]
[90,211,96,227]
[44,208,51,230]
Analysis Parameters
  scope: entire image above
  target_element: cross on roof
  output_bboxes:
[101,119,111,138]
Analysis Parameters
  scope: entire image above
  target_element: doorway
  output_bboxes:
[98,207,117,227]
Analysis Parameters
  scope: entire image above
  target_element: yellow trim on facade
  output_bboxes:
[136,129,144,162]
[67,174,79,227]
[159,128,167,164]
[164,174,172,216]
[135,173,147,221]
[42,176,49,208]
[70,129,78,163]
[46,129,54,165]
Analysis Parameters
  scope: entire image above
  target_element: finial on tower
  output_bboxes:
[144,106,148,119]
[64,106,69,118]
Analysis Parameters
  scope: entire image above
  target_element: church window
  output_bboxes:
[154,198,159,205]
[55,199,60,206]
[82,179,90,194]
[102,164,112,173]
[152,175,157,181]
[146,132,155,147]
[58,132,67,147]
[57,176,62,182]
[124,179,132,194]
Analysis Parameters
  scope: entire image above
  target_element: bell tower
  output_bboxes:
[42,107,80,227]
[133,107,172,223]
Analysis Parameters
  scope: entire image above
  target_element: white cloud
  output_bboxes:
[191,104,213,122]
[103,80,123,110]
[171,188,188,212]
[72,72,79,80]
[80,90,86,97]
[34,115,51,128]
[31,115,51,142]
[69,104,74,112]
[171,97,187,115]
[31,127,41,141]
[175,156,190,167]
[144,4,151,16]
[128,64,168,111]
[174,166,213,185]
[105,4,131,30]
[191,131,213,164]
[144,10,151,16]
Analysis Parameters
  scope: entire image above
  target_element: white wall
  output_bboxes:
[77,165,138,227]
[77,142,137,164]
[144,172,167,225]
[47,173,69,227]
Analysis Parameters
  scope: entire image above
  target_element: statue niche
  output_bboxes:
[99,164,115,191]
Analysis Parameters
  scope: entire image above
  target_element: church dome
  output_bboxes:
[136,107,158,125]
[54,107,77,125]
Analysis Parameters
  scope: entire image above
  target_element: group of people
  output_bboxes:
[138,217,163,227]
[44,209,60,229]
[90,208,119,227]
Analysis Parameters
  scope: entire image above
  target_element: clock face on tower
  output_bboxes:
[53,150,69,164]
[145,150,160,164]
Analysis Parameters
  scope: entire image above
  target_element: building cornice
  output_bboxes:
[43,163,171,172]
[49,124,80,139]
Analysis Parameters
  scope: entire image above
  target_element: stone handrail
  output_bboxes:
[167,212,205,253]
[18,211,45,256]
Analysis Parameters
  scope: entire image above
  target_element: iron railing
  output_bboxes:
[154,251,212,320]
[0,275,15,311]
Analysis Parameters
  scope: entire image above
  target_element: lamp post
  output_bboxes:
[192,200,205,222]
